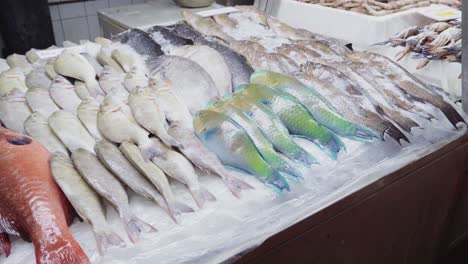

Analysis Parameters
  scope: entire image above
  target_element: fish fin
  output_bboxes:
[383,108,420,134]
[139,140,165,162]
[385,122,410,144]
[34,232,89,264]
[319,132,345,160]
[277,161,304,181]
[290,149,319,167]
[0,233,11,257]
[94,229,126,256]
[353,125,381,142]
[167,200,194,223]
[266,172,290,193]
[223,175,255,198]
[190,187,216,208]
[122,213,157,244]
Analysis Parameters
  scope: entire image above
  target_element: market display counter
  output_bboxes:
[234,134,468,264]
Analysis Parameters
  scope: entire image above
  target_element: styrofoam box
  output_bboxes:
[267,0,434,47]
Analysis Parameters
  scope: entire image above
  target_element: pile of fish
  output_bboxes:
[296,0,461,16]
[0,6,465,263]
[375,19,461,69]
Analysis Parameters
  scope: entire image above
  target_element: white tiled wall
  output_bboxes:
[50,0,150,44]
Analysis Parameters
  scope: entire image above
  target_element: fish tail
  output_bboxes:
[352,124,381,142]
[266,171,290,193]
[190,187,217,208]
[432,99,466,128]
[383,108,420,133]
[139,140,165,162]
[290,149,318,167]
[0,233,11,257]
[122,212,158,243]
[385,121,410,144]
[223,175,255,198]
[167,200,195,223]
[277,161,304,181]
[94,228,126,256]
[35,231,90,264]
[319,132,345,160]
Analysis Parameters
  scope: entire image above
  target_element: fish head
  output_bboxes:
[100,95,123,114]
[193,110,225,134]
[28,112,48,124]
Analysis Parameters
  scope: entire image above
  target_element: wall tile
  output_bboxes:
[85,0,109,16]
[87,15,102,40]
[49,5,60,21]
[62,17,90,43]
[52,20,65,45]
[59,2,86,19]
[109,0,131,7]
[132,0,146,4]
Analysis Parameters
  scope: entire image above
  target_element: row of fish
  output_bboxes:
[296,0,461,16]
[375,19,461,69]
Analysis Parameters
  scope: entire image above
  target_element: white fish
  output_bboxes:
[45,59,59,80]
[124,66,148,93]
[151,138,216,208]
[99,66,129,101]
[24,112,68,154]
[170,45,232,96]
[72,149,157,243]
[0,68,27,97]
[128,87,180,148]
[0,89,31,134]
[25,49,40,64]
[0,59,10,72]
[49,110,96,153]
[25,87,60,118]
[6,54,32,74]
[74,80,92,100]
[120,141,193,220]
[82,53,104,76]
[111,48,142,73]
[54,50,105,98]
[77,97,105,141]
[97,47,125,73]
[97,95,162,161]
[95,37,113,47]
[95,141,170,217]
[25,68,52,90]
[51,153,125,255]
[50,76,82,114]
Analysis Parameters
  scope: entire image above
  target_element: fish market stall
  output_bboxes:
[0,5,467,264]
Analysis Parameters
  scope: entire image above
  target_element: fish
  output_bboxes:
[99,66,129,101]
[170,45,232,95]
[300,62,410,143]
[95,37,113,47]
[235,84,345,159]
[49,76,82,115]
[111,47,145,73]
[49,110,96,153]
[25,68,52,90]
[181,11,234,43]
[210,101,304,180]
[148,55,218,113]
[150,138,216,208]
[349,52,465,128]
[97,47,125,73]
[112,28,165,62]
[0,128,89,264]
[97,95,163,160]
[82,53,104,76]
[0,67,27,97]
[213,14,238,29]
[124,66,149,93]
[150,82,253,197]
[24,112,68,154]
[95,141,170,217]
[74,80,92,100]
[274,43,321,65]
[77,98,105,141]
[167,23,254,88]
[128,87,181,148]
[51,153,125,255]
[6,54,32,74]
[250,70,380,141]
[26,87,60,118]
[0,89,31,134]
[227,92,317,166]
[54,50,105,98]
[194,110,289,192]
[72,149,157,243]
[235,5,268,27]
[119,141,194,220]
[148,25,194,49]
[45,59,59,79]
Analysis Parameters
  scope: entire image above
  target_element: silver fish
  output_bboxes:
[72,149,157,243]
[24,112,68,154]
[26,87,60,118]
[50,76,82,115]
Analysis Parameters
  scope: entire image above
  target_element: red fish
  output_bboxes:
[0,128,89,264]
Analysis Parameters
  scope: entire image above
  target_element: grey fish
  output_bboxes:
[26,87,60,118]
[148,25,194,48]
[51,153,125,255]
[112,28,164,62]
[24,112,68,154]
[72,149,157,243]
[167,23,254,88]
[0,88,31,134]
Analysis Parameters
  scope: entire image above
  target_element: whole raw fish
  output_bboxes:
[99,66,129,101]
[112,29,164,62]
[209,101,304,180]
[50,76,82,115]
[124,66,149,93]
[97,95,163,161]
[6,54,32,74]
[49,110,96,153]
[119,141,194,221]
[78,98,105,141]
[181,11,234,43]
[0,68,27,97]
[111,47,146,73]
[24,112,68,154]
[72,149,157,243]
[150,138,216,208]
[26,87,60,118]
[45,59,59,79]
[0,88,31,134]
[194,110,289,192]
[51,153,125,255]
[0,128,89,264]
[97,47,125,73]
[128,87,180,148]
[250,70,379,141]
[227,93,317,166]
[235,84,345,159]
